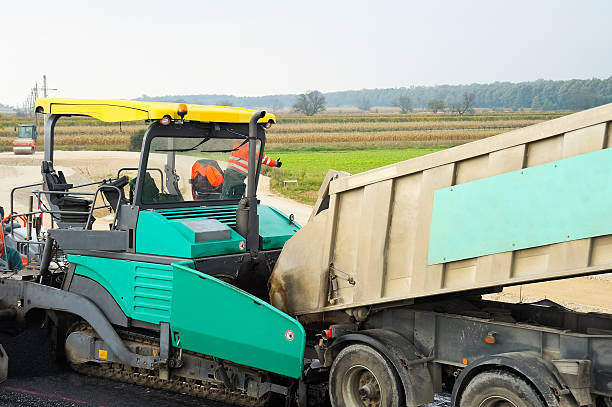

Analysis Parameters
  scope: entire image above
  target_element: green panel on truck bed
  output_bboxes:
[170,262,305,379]
[258,205,301,250]
[429,148,612,264]
[68,255,174,324]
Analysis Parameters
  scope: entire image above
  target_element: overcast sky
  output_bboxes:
[1,0,611,106]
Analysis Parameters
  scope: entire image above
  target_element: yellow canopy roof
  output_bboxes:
[34,98,276,124]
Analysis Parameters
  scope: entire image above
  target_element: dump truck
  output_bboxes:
[12,124,37,154]
[1,99,611,407]
[270,103,612,407]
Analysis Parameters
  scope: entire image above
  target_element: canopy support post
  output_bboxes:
[43,114,59,163]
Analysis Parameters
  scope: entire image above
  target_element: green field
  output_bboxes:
[262,146,446,204]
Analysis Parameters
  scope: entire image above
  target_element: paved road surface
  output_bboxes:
[0,326,230,407]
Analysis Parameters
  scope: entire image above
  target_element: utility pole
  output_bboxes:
[33,83,39,126]
[37,75,57,124]
[41,75,57,98]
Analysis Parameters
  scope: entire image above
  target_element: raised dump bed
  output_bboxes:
[270,103,612,317]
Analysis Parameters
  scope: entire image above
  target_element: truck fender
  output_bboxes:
[452,351,570,407]
[325,329,434,407]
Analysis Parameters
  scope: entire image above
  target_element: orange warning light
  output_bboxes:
[177,103,188,119]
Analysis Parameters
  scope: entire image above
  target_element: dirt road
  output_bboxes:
[0,151,313,226]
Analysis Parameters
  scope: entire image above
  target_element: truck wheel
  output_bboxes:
[459,370,544,407]
[329,344,402,407]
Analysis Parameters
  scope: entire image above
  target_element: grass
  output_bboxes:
[262,145,446,204]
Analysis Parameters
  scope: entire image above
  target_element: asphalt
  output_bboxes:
[0,326,229,407]
[0,327,452,407]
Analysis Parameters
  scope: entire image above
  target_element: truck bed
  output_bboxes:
[270,103,612,317]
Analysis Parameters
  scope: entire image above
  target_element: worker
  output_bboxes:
[0,240,23,272]
[191,160,224,199]
[221,140,282,199]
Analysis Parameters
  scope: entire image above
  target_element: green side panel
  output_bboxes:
[68,255,174,324]
[136,210,246,258]
[258,205,301,250]
[170,262,305,379]
[428,148,612,265]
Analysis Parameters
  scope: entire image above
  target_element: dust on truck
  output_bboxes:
[270,103,612,406]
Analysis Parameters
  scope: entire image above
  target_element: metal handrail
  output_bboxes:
[8,177,124,235]
[85,184,123,230]
[33,189,95,224]
[68,178,117,190]
[9,182,43,238]
[33,187,121,230]
[33,191,92,225]
[32,189,95,196]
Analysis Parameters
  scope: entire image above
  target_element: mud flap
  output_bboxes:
[0,344,8,383]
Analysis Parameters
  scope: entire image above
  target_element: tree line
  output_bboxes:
[138,76,612,112]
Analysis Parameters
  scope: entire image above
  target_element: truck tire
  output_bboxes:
[329,344,402,407]
[459,370,544,407]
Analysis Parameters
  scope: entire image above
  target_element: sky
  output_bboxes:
[1,0,611,106]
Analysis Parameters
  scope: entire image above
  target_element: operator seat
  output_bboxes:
[101,176,129,212]
[41,161,93,228]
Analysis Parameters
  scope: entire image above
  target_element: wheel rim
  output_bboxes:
[342,365,382,407]
[479,395,518,407]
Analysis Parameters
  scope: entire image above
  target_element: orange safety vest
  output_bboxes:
[191,162,224,187]
[227,141,277,175]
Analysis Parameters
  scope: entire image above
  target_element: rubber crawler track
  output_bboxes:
[69,327,270,407]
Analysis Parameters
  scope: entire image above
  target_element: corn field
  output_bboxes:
[0,112,563,152]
